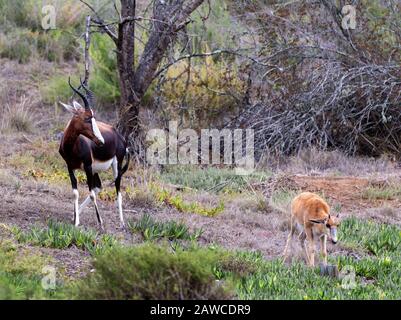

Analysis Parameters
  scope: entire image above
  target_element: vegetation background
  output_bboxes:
[0,0,400,300]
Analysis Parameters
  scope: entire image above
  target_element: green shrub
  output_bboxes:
[0,0,41,31]
[41,74,73,105]
[37,30,79,62]
[88,34,120,106]
[0,29,33,64]
[13,220,117,255]
[128,213,203,241]
[73,244,233,299]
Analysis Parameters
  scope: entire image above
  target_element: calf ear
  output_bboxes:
[309,218,326,224]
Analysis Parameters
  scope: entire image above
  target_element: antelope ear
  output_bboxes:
[60,102,77,114]
[72,100,84,111]
[309,218,326,224]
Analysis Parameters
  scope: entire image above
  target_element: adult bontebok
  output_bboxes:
[283,192,340,266]
[59,78,130,229]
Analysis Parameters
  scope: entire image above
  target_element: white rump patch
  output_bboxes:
[92,158,113,173]
[91,117,105,144]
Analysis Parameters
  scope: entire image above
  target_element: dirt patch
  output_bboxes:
[263,174,401,211]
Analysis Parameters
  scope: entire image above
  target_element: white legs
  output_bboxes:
[112,157,118,180]
[90,189,103,228]
[73,188,102,228]
[113,156,125,228]
[117,192,125,227]
[73,189,79,226]
[78,187,100,215]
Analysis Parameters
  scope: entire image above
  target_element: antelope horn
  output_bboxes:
[68,77,90,110]
[80,77,95,108]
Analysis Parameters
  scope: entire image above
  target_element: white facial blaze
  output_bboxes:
[91,117,105,144]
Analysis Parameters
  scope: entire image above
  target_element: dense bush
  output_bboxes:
[73,244,233,299]
[160,51,244,129]
[88,34,120,106]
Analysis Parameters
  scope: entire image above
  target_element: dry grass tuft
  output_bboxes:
[264,148,395,176]
[1,95,36,133]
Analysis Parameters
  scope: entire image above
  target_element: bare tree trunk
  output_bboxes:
[116,0,205,161]
[115,0,138,147]
[83,0,206,161]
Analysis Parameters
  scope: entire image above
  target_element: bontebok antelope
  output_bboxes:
[59,78,130,229]
[283,192,340,266]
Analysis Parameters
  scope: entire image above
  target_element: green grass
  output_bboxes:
[339,216,401,256]
[13,220,117,255]
[4,215,401,300]
[160,166,270,193]
[128,213,203,242]
[362,184,401,201]
[153,185,225,217]
[0,239,63,299]
[231,217,401,299]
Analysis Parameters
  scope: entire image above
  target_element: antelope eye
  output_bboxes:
[84,117,92,123]
[326,223,331,228]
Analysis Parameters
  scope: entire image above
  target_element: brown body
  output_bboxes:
[59,120,127,171]
[59,78,130,229]
[283,192,340,266]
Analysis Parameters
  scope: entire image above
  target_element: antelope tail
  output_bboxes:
[121,148,130,176]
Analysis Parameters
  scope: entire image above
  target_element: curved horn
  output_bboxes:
[68,77,89,110]
[80,77,95,107]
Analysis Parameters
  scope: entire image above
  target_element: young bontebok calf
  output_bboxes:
[283,192,340,266]
[59,78,130,229]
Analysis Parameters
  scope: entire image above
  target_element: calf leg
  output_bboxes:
[283,217,295,262]
[320,235,328,265]
[298,231,307,262]
[305,228,315,267]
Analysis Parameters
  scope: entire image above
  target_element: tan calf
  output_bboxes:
[283,192,340,266]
